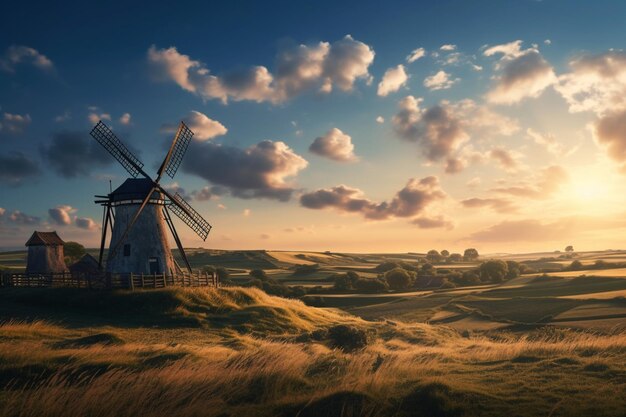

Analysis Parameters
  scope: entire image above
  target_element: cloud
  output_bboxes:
[591,109,626,171]
[88,111,111,125]
[8,210,40,225]
[162,182,192,201]
[392,96,520,171]
[411,215,454,229]
[75,217,98,230]
[41,131,115,178]
[48,205,76,225]
[191,186,221,201]
[489,147,520,171]
[377,64,408,96]
[260,233,271,240]
[300,176,446,222]
[484,40,556,104]
[0,152,41,186]
[54,111,71,123]
[554,51,626,116]
[119,113,132,125]
[0,113,31,134]
[162,110,227,141]
[183,140,308,201]
[309,128,357,162]
[467,218,580,243]
[376,116,385,124]
[0,45,54,73]
[526,128,576,157]
[243,209,251,217]
[147,35,375,104]
[492,165,568,199]
[440,44,457,51]
[423,70,459,90]
[406,47,426,64]
[460,197,517,213]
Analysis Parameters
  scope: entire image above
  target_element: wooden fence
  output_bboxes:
[0,271,218,290]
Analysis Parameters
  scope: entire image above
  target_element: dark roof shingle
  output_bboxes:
[25,231,65,246]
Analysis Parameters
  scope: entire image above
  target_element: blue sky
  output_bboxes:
[2,0,626,253]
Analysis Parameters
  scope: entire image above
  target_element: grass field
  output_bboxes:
[1,249,625,416]
[0,287,624,417]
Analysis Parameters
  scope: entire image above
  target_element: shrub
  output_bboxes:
[354,278,389,293]
[461,271,481,285]
[569,260,583,270]
[384,268,413,290]
[449,253,463,262]
[64,241,86,263]
[332,272,360,291]
[292,264,320,275]
[249,269,269,281]
[505,261,520,279]
[374,261,401,273]
[327,325,368,352]
[479,260,508,283]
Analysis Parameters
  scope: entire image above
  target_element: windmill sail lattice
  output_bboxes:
[90,121,145,178]
[168,192,212,240]
[164,122,194,179]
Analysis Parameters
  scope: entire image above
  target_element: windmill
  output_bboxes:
[91,121,211,276]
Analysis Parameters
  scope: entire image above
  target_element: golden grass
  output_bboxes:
[0,288,625,416]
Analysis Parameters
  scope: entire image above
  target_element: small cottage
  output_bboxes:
[25,231,68,274]
[69,253,100,277]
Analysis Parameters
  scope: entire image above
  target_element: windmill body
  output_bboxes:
[90,120,212,277]
[106,178,175,275]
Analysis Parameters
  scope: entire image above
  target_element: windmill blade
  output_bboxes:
[90,121,147,179]
[157,121,194,181]
[163,190,212,241]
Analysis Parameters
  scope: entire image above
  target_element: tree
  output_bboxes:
[463,248,479,261]
[426,250,442,263]
[441,250,450,258]
[384,267,413,290]
[354,278,389,293]
[565,245,574,252]
[64,241,86,263]
[505,261,520,279]
[479,260,508,283]
[449,253,463,262]
[333,271,360,291]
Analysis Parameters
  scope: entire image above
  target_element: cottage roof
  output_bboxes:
[25,231,65,246]
[69,253,100,273]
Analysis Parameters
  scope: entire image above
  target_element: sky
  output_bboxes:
[1,0,626,254]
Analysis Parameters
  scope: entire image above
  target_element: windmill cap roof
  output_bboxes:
[26,231,65,246]
[109,178,163,202]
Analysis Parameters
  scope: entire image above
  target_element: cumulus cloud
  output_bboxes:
[309,128,357,162]
[460,197,517,213]
[484,40,556,104]
[423,70,459,90]
[376,116,384,124]
[489,147,520,171]
[492,165,568,199]
[191,185,223,201]
[0,113,31,134]
[0,45,54,73]
[444,157,465,174]
[183,140,308,201]
[162,110,227,141]
[406,47,426,64]
[392,96,519,170]
[411,215,454,229]
[0,152,41,186]
[377,64,408,96]
[300,176,446,223]
[88,111,111,125]
[48,205,76,225]
[148,35,375,104]
[75,217,98,230]
[591,109,626,171]
[8,210,40,225]
[440,44,457,51]
[41,131,116,178]
[119,113,132,125]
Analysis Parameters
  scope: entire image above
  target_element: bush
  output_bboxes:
[479,260,508,283]
[505,261,520,279]
[354,278,389,293]
[568,260,583,270]
[332,272,360,291]
[374,261,401,273]
[249,269,269,281]
[384,268,413,290]
[292,264,320,275]
[461,271,481,285]
[327,325,368,352]
[64,241,86,263]
[449,253,463,262]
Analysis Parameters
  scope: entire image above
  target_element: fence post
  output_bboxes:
[141,273,145,288]
[129,273,134,290]
[153,273,157,288]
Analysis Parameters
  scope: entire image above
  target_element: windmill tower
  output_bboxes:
[91,121,211,276]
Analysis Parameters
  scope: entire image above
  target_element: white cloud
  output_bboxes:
[484,40,556,104]
[309,128,357,162]
[406,47,426,63]
[0,45,54,73]
[0,113,31,134]
[119,113,132,125]
[423,70,459,90]
[75,217,98,230]
[88,110,111,125]
[147,35,375,104]
[48,205,76,226]
[377,64,408,96]
[162,110,227,141]
[54,111,71,123]
[376,116,385,124]
[440,44,457,51]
